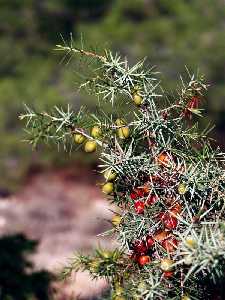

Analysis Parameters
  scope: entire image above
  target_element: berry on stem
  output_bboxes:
[74,133,85,144]
[138,255,151,266]
[163,271,174,279]
[102,182,114,194]
[154,230,169,242]
[161,236,178,253]
[156,152,171,167]
[115,119,130,139]
[134,200,145,214]
[130,190,139,200]
[111,215,122,226]
[185,236,197,249]
[170,202,182,215]
[132,92,143,106]
[162,213,178,230]
[104,169,117,181]
[130,188,146,200]
[132,240,148,255]
[91,126,102,138]
[178,183,187,195]
[146,235,155,248]
[146,194,158,206]
[84,140,97,153]
[181,295,191,300]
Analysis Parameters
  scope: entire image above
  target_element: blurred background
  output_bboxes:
[0,0,224,299]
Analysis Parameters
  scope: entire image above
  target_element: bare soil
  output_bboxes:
[0,166,116,299]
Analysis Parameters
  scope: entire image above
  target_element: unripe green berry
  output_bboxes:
[84,140,97,153]
[104,169,117,181]
[178,183,187,195]
[181,295,191,300]
[115,119,130,139]
[102,182,114,194]
[91,126,102,138]
[74,133,85,144]
[111,215,122,226]
[133,93,143,106]
[185,236,197,249]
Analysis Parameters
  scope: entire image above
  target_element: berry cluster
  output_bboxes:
[126,153,187,279]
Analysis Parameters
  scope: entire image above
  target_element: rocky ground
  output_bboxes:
[0,166,116,299]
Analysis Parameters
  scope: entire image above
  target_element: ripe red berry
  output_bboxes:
[134,200,145,214]
[137,188,146,198]
[132,240,147,255]
[161,236,178,253]
[158,211,166,221]
[154,230,169,242]
[156,152,171,167]
[146,235,155,248]
[146,194,158,206]
[130,190,139,200]
[163,214,178,230]
[138,255,151,266]
[163,271,174,278]
[130,188,146,200]
[170,202,182,215]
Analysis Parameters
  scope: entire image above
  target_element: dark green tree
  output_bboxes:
[0,234,53,300]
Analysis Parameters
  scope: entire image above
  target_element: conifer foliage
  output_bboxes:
[20,41,225,300]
